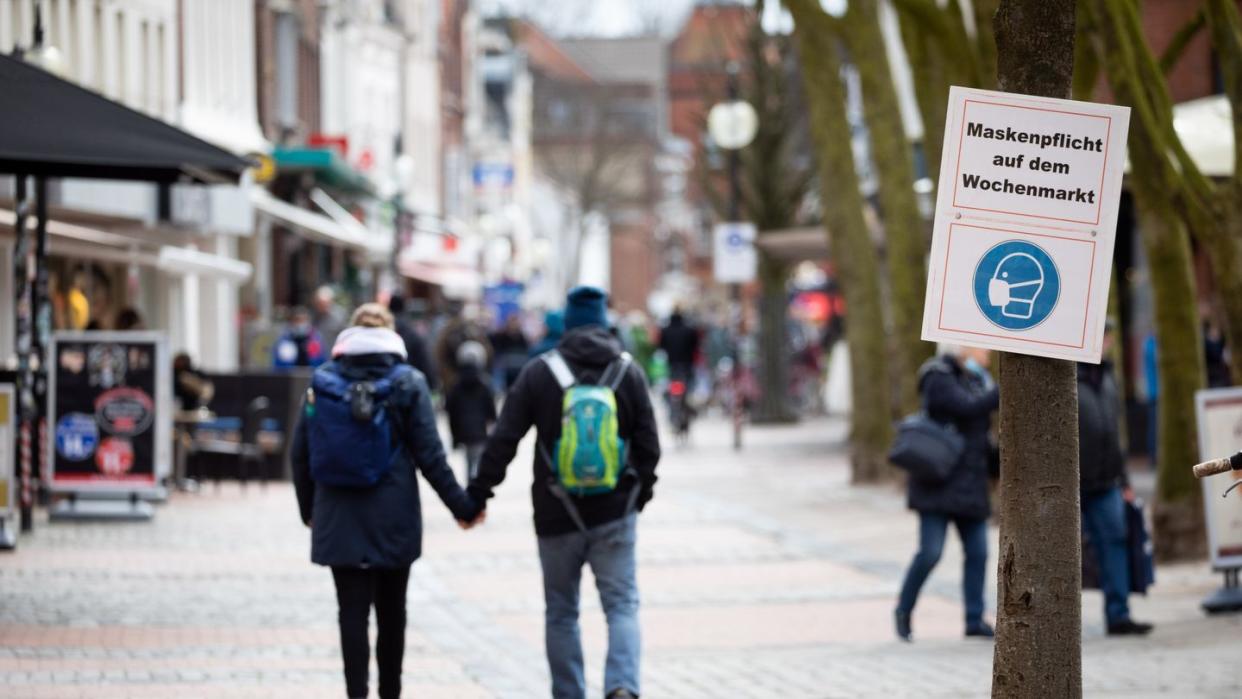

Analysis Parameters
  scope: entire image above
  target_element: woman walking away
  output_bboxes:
[446,340,496,482]
[895,345,999,642]
[292,303,484,699]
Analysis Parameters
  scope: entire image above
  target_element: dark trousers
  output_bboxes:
[1082,487,1132,625]
[331,566,412,699]
[897,513,988,628]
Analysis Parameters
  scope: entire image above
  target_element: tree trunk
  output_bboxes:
[842,0,933,416]
[1084,0,1208,561]
[789,0,894,482]
[990,2,1081,698]
[1142,208,1208,561]
[753,254,796,424]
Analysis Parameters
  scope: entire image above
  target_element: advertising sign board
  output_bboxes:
[47,332,169,496]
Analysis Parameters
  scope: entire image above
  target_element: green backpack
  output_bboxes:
[539,350,638,530]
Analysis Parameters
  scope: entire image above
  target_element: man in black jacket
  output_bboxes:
[468,286,660,699]
[1078,326,1153,636]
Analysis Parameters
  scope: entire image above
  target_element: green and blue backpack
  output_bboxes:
[539,350,638,529]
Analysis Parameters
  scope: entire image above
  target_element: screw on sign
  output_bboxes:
[95,437,134,476]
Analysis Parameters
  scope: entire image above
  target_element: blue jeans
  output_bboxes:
[538,514,640,699]
[1082,487,1132,625]
[897,513,988,628]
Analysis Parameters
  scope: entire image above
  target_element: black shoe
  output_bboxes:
[606,689,638,699]
[1107,619,1154,636]
[965,621,995,638]
[895,610,912,642]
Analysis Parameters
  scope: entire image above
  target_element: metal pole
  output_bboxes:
[33,177,49,504]
[13,175,33,532]
[727,66,744,452]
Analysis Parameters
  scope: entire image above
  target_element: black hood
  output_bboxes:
[558,326,623,368]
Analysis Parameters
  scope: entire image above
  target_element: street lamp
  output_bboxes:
[707,62,757,451]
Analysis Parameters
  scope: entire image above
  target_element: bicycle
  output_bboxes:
[1192,451,1242,497]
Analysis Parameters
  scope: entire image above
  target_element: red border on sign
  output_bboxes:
[936,223,1097,350]
[951,99,1113,226]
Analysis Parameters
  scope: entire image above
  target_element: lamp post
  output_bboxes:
[707,62,758,450]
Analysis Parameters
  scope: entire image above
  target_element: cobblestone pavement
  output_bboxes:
[2,415,1240,698]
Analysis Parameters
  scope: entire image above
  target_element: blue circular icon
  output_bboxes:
[973,240,1060,331]
[56,412,99,461]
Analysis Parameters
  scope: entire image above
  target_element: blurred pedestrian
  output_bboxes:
[1143,332,1158,464]
[291,303,484,699]
[1204,318,1230,388]
[659,310,700,385]
[172,352,214,410]
[467,286,662,699]
[273,307,326,369]
[435,306,493,392]
[1079,326,1154,636]
[389,295,438,392]
[529,309,565,359]
[490,312,531,393]
[313,285,347,351]
[895,345,999,642]
[115,307,145,330]
[446,341,496,483]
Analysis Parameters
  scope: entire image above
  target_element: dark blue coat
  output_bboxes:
[907,355,999,520]
[291,354,479,569]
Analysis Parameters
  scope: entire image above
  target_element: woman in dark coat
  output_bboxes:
[895,346,999,642]
[292,304,483,699]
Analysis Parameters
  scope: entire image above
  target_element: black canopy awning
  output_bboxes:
[0,53,251,184]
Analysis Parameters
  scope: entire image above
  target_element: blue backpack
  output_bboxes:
[306,363,412,488]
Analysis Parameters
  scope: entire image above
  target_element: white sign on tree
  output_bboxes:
[714,222,758,284]
[921,86,1131,363]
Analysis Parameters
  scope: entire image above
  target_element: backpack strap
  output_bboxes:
[599,353,633,391]
[542,350,577,391]
[536,441,590,533]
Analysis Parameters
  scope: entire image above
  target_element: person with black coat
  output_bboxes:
[446,340,496,482]
[895,346,999,642]
[467,286,661,699]
[659,310,699,378]
[1078,326,1153,636]
[389,295,438,392]
[291,304,483,699]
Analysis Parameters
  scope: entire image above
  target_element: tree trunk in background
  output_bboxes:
[896,13,950,177]
[990,2,1082,697]
[788,0,894,482]
[753,254,796,424]
[1143,209,1208,560]
[1084,0,1208,560]
[842,0,933,416]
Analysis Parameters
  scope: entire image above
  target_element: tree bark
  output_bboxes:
[991,2,1082,698]
[1142,209,1208,561]
[753,254,797,424]
[841,0,933,416]
[788,0,894,482]
[1084,0,1208,560]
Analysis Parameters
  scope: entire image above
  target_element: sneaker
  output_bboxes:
[1107,619,1154,636]
[606,689,638,699]
[895,610,912,642]
[965,621,995,638]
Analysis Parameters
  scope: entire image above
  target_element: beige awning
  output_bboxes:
[0,208,252,282]
[754,227,831,262]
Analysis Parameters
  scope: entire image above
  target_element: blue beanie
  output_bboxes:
[563,286,609,330]
[544,309,566,337]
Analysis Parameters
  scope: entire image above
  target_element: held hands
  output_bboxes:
[458,508,487,530]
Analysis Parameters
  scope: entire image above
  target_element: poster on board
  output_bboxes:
[1195,388,1242,571]
[47,332,170,496]
[921,86,1131,363]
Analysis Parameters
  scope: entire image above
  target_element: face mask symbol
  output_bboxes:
[987,252,1045,320]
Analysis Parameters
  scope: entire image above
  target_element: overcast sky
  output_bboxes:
[479,0,800,38]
